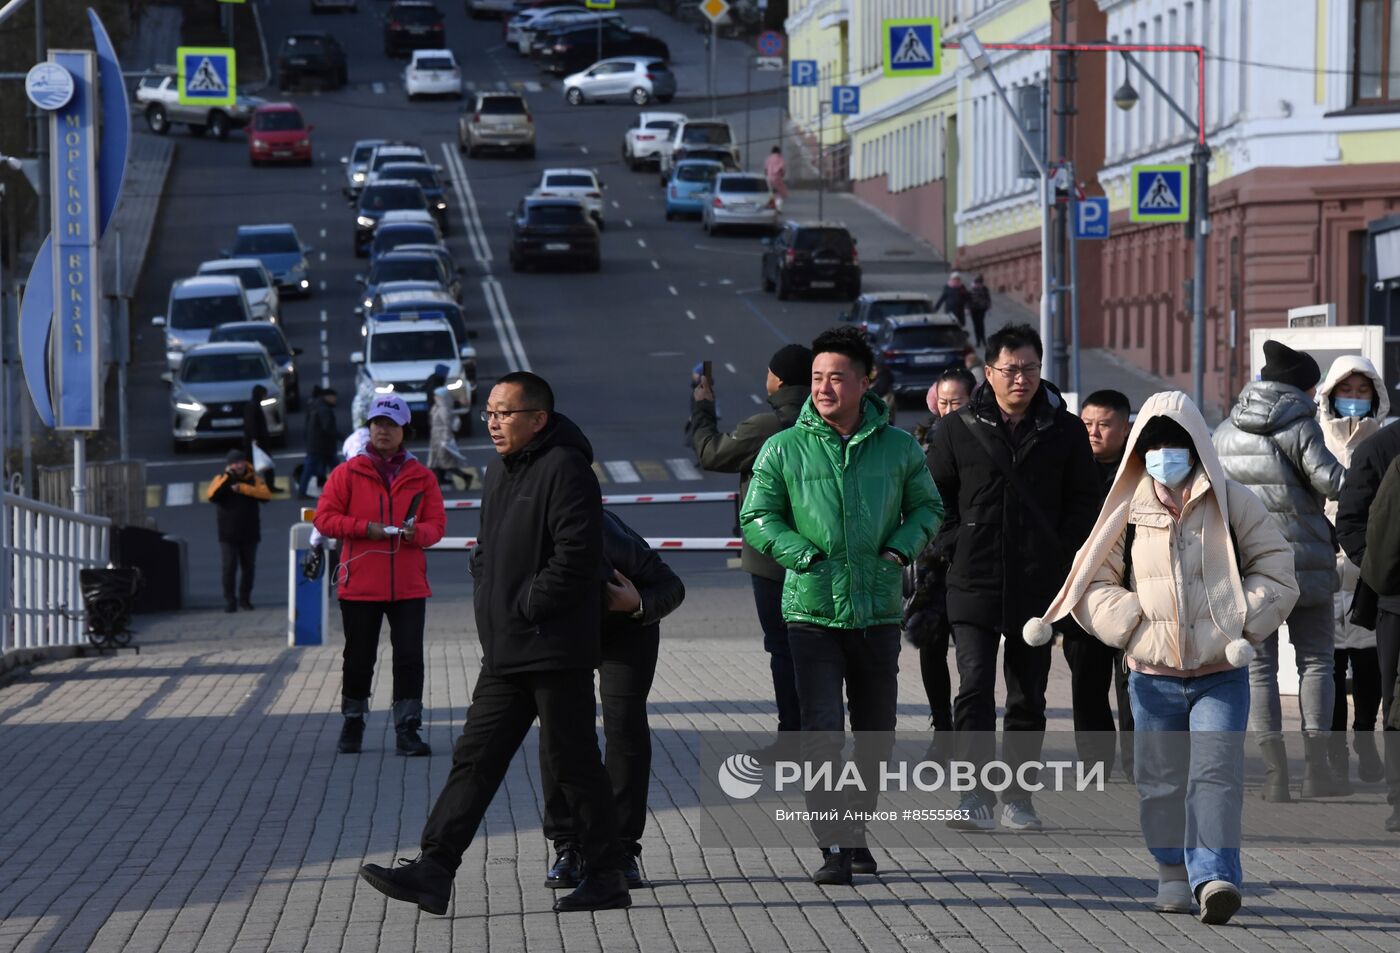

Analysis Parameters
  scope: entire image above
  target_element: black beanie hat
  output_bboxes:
[769,344,814,387]
[1261,340,1321,392]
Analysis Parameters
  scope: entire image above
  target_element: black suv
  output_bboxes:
[277,32,348,90]
[870,315,971,398]
[354,180,430,255]
[508,198,601,272]
[761,222,862,300]
[384,1,445,56]
[539,23,671,76]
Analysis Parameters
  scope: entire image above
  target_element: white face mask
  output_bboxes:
[1145,448,1193,488]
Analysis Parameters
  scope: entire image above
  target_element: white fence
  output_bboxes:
[2,492,112,653]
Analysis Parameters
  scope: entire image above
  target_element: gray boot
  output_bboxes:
[1259,738,1292,802]
[339,696,368,754]
[1302,734,1348,797]
[393,698,431,757]
[1354,730,1384,782]
[1326,732,1354,794]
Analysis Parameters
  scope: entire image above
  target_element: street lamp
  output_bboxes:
[958,30,1053,370]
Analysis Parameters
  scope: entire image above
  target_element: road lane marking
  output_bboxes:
[482,277,530,372]
[651,260,660,270]
[686,310,697,320]
[320,310,327,323]
[634,460,669,482]
[637,238,646,248]
[319,280,327,291]
[523,81,542,93]
[320,329,327,342]
[624,218,633,228]
[319,252,327,262]
[668,285,678,295]
[665,458,703,481]
[704,334,714,344]
[320,228,326,238]
[724,362,737,374]
[750,393,763,404]
[604,460,640,483]
[580,145,589,155]
[372,82,385,94]
[440,142,492,265]
[166,483,193,507]
[321,201,327,210]
[610,200,619,209]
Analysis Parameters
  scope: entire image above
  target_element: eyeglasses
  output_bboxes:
[479,408,543,423]
[989,363,1042,381]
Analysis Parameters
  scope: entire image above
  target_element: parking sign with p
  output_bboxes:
[1075,196,1110,240]
[791,59,818,87]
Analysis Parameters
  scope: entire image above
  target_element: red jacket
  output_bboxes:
[314,453,446,601]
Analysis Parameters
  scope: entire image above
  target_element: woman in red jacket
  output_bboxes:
[314,394,446,756]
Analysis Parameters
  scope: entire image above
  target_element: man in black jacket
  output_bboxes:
[540,511,685,890]
[360,372,629,914]
[207,449,272,613]
[297,387,341,500]
[927,324,1100,832]
[1335,421,1400,832]
[690,344,811,743]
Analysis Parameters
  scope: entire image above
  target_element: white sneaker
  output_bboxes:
[999,800,1043,831]
[945,794,995,831]
[1154,864,1192,914]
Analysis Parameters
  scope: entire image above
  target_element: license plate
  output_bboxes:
[913,354,940,365]
[810,280,835,288]
[545,243,570,251]
[211,418,242,429]
[429,73,441,80]
[274,151,291,157]
[408,26,428,33]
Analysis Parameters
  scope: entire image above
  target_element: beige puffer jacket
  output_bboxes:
[1317,355,1389,651]
[1077,473,1298,671]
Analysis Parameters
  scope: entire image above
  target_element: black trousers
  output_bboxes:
[969,307,988,347]
[952,622,1052,803]
[1061,625,1135,776]
[752,575,801,732]
[220,540,257,607]
[421,668,621,873]
[788,623,900,846]
[340,597,426,701]
[1332,646,1382,732]
[918,625,953,732]
[541,625,660,854]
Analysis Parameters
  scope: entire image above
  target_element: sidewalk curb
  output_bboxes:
[0,645,83,689]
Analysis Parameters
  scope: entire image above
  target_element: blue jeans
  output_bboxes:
[1129,666,1249,891]
[297,452,335,498]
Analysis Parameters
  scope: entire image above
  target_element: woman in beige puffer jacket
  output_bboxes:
[1023,391,1299,926]
[1316,355,1389,785]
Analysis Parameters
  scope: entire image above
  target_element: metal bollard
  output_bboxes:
[288,522,329,647]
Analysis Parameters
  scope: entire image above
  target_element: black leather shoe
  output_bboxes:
[812,847,852,886]
[338,717,364,754]
[623,854,645,889]
[849,847,877,875]
[239,600,254,611]
[1386,806,1400,833]
[553,869,631,912]
[224,603,237,614]
[546,844,582,889]
[395,727,431,757]
[359,854,453,915]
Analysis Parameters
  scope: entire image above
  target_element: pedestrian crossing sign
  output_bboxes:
[883,18,941,77]
[1130,163,1190,223]
[177,46,236,108]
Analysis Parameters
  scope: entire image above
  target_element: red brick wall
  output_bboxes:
[852,175,949,260]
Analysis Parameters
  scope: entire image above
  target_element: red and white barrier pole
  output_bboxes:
[441,491,736,511]
[431,537,743,551]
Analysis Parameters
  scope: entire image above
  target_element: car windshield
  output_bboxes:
[371,259,442,285]
[254,110,304,131]
[676,164,719,184]
[526,204,586,225]
[372,152,425,171]
[415,56,454,70]
[718,177,766,193]
[352,143,381,163]
[213,266,267,290]
[890,327,968,350]
[794,228,854,254]
[480,96,527,114]
[682,124,731,145]
[381,166,440,190]
[233,231,299,254]
[170,294,247,330]
[180,353,270,383]
[209,326,289,358]
[867,300,934,322]
[645,119,677,130]
[544,174,593,188]
[374,225,439,252]
[370,330,454,363]
[361,185,425,211]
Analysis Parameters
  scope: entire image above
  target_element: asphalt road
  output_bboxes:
[128,2,907,609]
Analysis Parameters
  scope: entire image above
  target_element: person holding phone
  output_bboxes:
[314,394,447,757]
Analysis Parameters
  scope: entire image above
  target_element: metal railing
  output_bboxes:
[37,460,148,527]
[3,492,112,653]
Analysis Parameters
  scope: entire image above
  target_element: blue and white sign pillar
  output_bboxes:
[288,522,329,647]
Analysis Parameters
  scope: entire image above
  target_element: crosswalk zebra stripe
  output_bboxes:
[166,482,193,507]
[604,460,641,483]
[665,458,703,481]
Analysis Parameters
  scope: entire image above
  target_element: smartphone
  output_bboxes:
[701,360,713,385]
[402,492,424,528]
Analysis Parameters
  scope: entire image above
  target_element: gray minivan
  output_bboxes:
[153,275,253,372]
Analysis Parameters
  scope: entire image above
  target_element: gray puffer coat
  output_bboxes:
[1213,379,1345,607]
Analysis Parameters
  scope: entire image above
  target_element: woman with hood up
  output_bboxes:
[1317,355,1389,787]
[1022,391,1298,925]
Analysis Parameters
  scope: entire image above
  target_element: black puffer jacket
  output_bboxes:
[1337,420,1400,614]
[471,414,606,675]
[602,511,685,636]
[926,379,1101,632]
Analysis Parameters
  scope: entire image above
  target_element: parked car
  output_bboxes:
[170,342,286,452]
[622,110,685,169]
[134,67,262,138]
[869,315,972,398]
[702,173,778,235]
[208,321,303,410]
[459,91,535,158]
[404,48,462,98]
[352,312,475,427]
[373,161,450,233]
[513,8,603,54]
[663,159,722,220]
[562,56,674,106]
[247,103,314,166]
[528,14,627,59]
[357,250,456,308]
[276,31,348,90]
[540,23,669,76]
[465,0,520,18]
[196,258,281,322]
[225,224,314,296]
[840,291,939,337]
[508,197,601,272]
[370,220,443,263]
[311,0,357,11]
[760,221,862,300]
[658,118,739,183]
[531,168,605,228]
[342,138,391,197]
[153,275,253,371]
[354,179,429,255]
[506,6,586,49]
[383,1,446,56]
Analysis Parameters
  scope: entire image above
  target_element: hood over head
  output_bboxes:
[1317,354,1389,422]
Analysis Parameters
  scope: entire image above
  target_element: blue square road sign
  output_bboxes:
[177,46,236,108]
[883,19,941,76]
[1130,163,1190,223]
[832,85,860,115]
[1075,197,1110,240]
[791,59,818,87]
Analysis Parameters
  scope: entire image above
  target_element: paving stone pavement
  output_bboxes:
[1,586,1397,953]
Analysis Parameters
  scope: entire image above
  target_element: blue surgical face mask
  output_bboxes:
[1335,397,1372,418]
[1145,448,1194,488]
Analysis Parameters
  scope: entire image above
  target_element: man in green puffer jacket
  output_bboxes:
[741,325,943,887]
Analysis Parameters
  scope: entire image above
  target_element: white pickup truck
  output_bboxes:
[133,67,264,139]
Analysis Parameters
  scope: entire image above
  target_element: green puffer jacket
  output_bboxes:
[740,393,944,628]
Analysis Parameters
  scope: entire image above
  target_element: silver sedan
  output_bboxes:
[702,173,779,235]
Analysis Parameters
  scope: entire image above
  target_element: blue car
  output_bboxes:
[664,159,723,220]
[369,220,442,264]
[375,161,450,235]
[225,224,313,296]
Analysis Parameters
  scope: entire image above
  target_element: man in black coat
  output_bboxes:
[540,511,685,890]
[926,324,1101,832]
[360,372,630,914]
[297,387,341,500]
[206,449,272,613]
[1335,420,1400,833]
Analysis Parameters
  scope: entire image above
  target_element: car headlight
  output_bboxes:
[436,201,448,211]
[357,215,375,228]
[374,383,395,393]
[296,139,310,148]
[282,361,296,376]
[363,297,374,309]
[253,138,268,149]
[447,377,465,391]
[292,260,308,273]
[175,399,204,414]
[352,171,366,183]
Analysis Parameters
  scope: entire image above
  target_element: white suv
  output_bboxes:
[657,118,739,183]
[351,313,475,431]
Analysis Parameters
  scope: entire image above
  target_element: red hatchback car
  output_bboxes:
[247,103,314,166]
